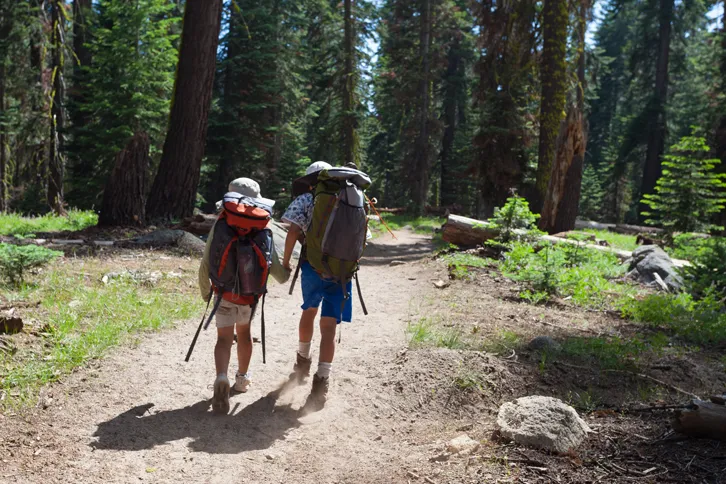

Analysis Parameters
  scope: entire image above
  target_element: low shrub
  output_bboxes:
[0,244,63,286]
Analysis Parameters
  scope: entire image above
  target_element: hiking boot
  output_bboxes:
[293,353,312,381]
[234,373,251,393]
[311,374,329,403]
[212,374,230,415]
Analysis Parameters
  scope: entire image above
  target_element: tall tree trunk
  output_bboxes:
[534,0,569,213]
[716,3,726,228]
[439,39,461,208]
[146,0,223,222]
[0,7,10,212]
[99,133,150,227]
[411,0,432,215]
[70,0,92,131]
[341,0,359,168]
[639,0,674,221]
[540,0,589,233]
[48,0,66,215]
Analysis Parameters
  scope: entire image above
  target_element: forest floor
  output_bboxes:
[1,228,725,483]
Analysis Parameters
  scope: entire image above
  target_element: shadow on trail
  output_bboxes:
[362,237,433,266]
[91,380,322,455]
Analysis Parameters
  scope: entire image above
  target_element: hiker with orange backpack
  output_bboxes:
[198,178,290,414]
[282,161,371,405]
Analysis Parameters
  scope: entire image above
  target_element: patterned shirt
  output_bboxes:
[282,193,315,233]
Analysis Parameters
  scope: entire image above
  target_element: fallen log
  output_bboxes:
[575,220,662,235]
[442,214,690,267]
[671,398,726,441]
[179,213,217,236]
[441,214,498,246]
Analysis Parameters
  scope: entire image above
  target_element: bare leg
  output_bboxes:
[318,316,337,364]
[236,323,252,375]
[299,307,318,345]
[215,326,235,376]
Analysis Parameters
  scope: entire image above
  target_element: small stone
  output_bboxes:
[265,454,275,461]
[527,336,561,352]
[390,260,407,267]
[429,453,450,462]
[374,435,382,441]
[446,435,480,455]
[433,280,450,289]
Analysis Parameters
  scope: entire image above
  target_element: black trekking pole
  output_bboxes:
[185,290,213,362]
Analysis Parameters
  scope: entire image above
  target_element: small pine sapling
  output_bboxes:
[0,244,63,286]
[641,135,726,240]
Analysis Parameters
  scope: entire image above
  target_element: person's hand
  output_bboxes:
[283,260,292,272]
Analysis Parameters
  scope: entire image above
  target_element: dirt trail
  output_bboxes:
[1,230,437,484]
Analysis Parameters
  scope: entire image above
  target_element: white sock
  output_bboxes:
[217,372,227,380]
[237,371,250,378]
[298,341,312,359]
[316,362,332,379]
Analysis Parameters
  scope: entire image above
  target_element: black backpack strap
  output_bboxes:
[185,289,214,362]
[354,273,368,316]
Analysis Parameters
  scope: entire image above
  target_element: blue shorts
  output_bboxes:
[300,261,352,323]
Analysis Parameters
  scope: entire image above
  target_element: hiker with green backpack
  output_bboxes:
[282,161,371,405]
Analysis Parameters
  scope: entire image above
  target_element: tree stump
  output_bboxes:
[671,398,726,441]
[99,132,150,227]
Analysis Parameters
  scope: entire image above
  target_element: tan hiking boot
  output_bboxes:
[311,374,329,402]
[293,352,312,381]
[212,374,230,415]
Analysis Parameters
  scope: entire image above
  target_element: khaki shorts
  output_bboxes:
[215,299,253,329]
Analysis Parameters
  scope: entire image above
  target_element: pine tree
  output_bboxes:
[641,135,726,236]
[472,0,538,217]
[67,0,180,209]
[146,0,223,222]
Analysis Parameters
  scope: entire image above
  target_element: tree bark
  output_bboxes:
[0,7,10,212]
[99,133,150,227]
[639,0,674,221]
[146,0,223,222]
[439,39,461,208]
[671,399,726,441]
[70,0,92,131]
[48,0,66,215]
[534,0,569,213]
[540,0,589,234]
[410,0,432,215]
[341,0,359,168]
[716,4,726,228]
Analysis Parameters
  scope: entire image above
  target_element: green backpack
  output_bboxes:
[305,167,371,285]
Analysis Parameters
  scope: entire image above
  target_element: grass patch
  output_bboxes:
[440,252,493,280]
[582,229,639,252]
[619,292,726,345]
[558,334,667,370]
[0,210,98,237]
[406,316,465,349]
[480,329,522,355]
[0,260,203,408]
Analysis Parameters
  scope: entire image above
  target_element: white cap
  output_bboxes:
[305,161,332,176]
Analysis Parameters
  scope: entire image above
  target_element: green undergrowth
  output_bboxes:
[499,241,633,308]
[0,266,202,408]
[0,210,98,237]
[440,252,493,279]
[368,214,444,236]
[407,316,465,350]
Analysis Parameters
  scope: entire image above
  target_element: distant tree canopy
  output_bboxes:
[0,0,724,230]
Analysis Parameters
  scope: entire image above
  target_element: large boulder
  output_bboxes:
[628,245,683,291]
[131,230,206,255]
[496,396,591,453]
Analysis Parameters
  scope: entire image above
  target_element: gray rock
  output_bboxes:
[132,230,206,255]
[527,336,561,352]
[497,396,591,453]
[628,245,683,291]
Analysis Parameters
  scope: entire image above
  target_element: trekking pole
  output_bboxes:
[365,195,397,240]
[185,291,213,362]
